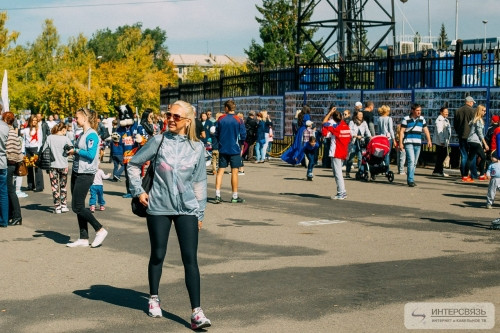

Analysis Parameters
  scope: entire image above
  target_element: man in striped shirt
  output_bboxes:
[399,104,432,187]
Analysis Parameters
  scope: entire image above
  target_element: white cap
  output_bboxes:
[305,120,313,127]
[355,101,363,108]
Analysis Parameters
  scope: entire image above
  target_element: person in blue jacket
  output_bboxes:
[214,100,246,204]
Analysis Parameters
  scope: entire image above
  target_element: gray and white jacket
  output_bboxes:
[467,119,485,145]
[433,115,451,146]
[128,132,207,221]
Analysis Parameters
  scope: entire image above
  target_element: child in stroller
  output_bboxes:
[356,135,394,182]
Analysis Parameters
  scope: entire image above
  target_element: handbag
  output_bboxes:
[15,161,28,176]
[38,146,55,170]
[131,135,165,217]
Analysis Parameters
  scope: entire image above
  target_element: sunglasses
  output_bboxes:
[166,112,188,122]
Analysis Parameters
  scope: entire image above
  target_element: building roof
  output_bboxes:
[169,54,248,67]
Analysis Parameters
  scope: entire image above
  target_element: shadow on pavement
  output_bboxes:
[73,285,190,329]
[419,217,490,229]
[443,193,485,200]
[104,191,127,197]
[33,230,70,244]
[23,203,53,213]
[279,192,329,199]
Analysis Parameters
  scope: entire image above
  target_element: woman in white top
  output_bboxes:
[22,115,44,192]
[432,107,452,177]
[345,111,372,177]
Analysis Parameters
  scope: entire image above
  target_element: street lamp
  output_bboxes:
[88,55,103,108]
[482,20,488,49]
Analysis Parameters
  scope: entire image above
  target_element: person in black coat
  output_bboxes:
[244,111,258,161]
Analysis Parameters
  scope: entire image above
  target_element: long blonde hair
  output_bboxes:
[76,108,99,130]
[472,105,486,125]
[171,100,199,142]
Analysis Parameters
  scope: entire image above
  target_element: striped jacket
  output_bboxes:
[6,127,23,163]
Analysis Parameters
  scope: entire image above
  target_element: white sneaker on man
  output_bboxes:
[60,206,70,213]
[91,228,108,248]
[66,239,89,248]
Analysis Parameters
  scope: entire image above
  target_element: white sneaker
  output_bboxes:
[191,307,211,330]
[91,228,108,248]
[60,206,70,213]
[16,191,28,198]
[54,207,62,214]
[148,296,162,318]
[66,239,89,248]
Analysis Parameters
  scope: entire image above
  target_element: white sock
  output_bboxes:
[215,189,220,197]
[16,176,22,192]
[232,192,238,199]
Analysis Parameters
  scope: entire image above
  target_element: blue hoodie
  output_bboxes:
[216,114,246,155]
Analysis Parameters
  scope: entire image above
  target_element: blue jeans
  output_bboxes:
[0,169,8,226]
[346,143,362,174]
[459,138,477,178]
[89,184,105,206]
[384,139,393,172]
[405,144,421,184]
[112,155,124,178]
[305,151,315,177]
[255,141,266,162]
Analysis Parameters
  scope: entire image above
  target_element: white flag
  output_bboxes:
[1,70,8,112]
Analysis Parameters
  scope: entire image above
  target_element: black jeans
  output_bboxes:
[147,214,200,309]
[433,145,447,174]
[466,142,486,176]
[26,147,44,190]
[7,164,21,220]
[71,172,102,239]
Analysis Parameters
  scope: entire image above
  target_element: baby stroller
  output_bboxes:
[355,135,394,183]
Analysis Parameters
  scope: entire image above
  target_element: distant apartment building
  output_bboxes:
[169,54,248,81]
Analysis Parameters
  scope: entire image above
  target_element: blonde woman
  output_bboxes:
[66,108,108,248]
[128,100,211,329]
[376,105,395,172]
[465,105,489,181]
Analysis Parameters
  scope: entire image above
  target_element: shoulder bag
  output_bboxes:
[15,161,28,176]
[131,135,165,218]
[38,146,55,170]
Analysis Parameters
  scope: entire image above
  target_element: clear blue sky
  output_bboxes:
[2,0,498,57]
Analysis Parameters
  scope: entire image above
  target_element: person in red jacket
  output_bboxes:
[322,106,352,200]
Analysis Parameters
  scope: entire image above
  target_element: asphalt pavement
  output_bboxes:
[1,158,500,332]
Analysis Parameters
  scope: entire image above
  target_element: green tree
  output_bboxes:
[245,0,318,68]
[439,23,448,50]
[351,28,370,58]
[88,23,170,69]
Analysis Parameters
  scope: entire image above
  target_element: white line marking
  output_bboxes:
[298,219,347,226]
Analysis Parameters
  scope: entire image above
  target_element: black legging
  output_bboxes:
[147,214,200,309]
[466,142,486,176]
[71,172,102,239]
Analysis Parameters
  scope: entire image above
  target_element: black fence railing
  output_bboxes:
[160,40,500,107]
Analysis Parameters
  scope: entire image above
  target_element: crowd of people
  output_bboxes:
[1,95,499,330]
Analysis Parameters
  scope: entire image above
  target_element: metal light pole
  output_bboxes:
[455,0,459,40]
[482,20,488,49]
[88,56,102,109]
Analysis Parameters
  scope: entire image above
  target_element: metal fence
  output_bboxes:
[161,40,500,107]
